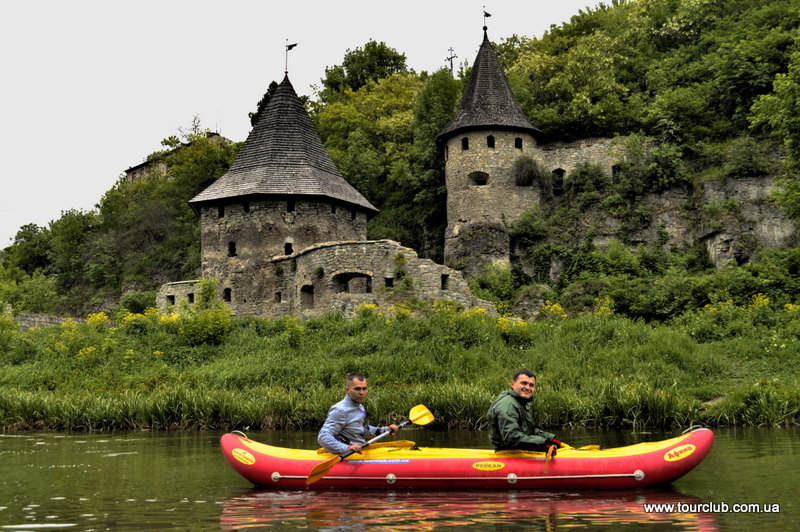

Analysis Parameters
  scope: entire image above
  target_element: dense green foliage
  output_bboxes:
[1,298,797,430]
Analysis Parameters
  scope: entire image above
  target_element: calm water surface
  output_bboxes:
[1,427,797,531]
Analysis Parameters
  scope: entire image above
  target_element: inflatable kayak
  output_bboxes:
[220,427,713,490]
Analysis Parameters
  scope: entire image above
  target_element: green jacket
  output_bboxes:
[487,389,554,451]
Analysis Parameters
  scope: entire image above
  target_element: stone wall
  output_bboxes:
[158,240,495,318]
[538,137,624,178]
[12,313,84,331]
[271,239,494,318]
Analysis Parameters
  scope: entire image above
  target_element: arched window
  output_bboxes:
[487,135,495,148]
[334,272,373,294]
[468,171,489,186]
[461,137,469,150]
[223,288,232,302]
[552,169,566,196]
[284,242,294,255]
[514,137,523,149]
[227,241,237,257]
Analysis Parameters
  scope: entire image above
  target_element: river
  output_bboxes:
[1,427,797,531]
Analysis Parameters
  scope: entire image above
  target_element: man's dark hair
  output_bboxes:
[513,369,536,381]
[347,372,367,385]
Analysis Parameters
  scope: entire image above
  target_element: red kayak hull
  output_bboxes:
[220,428,713,490]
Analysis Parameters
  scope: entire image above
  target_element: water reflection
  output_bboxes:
[220,489,719,531]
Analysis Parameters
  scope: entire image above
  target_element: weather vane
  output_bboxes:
[285,39,298,74]
[483,7,491,29]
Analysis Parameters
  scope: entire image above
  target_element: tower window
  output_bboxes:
[351,209,357,220]
[217,205,225,218]
[287,199,295,213]
[487,135,495,148]
[284,242,294,255]
[243,201,250,213]
[461,137,469,150]
[515,137,523,149]
[166,295,175,305]
[223,288,232,302]
[275,292,282,303]
[441,274,450,290]
[227,241,237,257]
[331,204,337,214]
[552,169,566,196]
[187,293,195,304]
[468,171,489,186]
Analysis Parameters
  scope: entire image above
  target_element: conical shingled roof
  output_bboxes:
[437,29,542,142]
[190,75,377,213]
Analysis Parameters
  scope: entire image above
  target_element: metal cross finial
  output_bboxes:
[446,47,458,74]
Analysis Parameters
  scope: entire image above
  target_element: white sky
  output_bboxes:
[0,0,601,248]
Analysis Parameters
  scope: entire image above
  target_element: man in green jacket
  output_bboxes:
[487,369,561,453]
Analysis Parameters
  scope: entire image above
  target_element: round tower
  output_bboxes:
[189,75,378,314]
[437,28,543,276]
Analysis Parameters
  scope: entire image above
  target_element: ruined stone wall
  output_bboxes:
[12,313,84,331]
[158,240,494,318]
[156,280,199,310]
[272,239,494,318]
[538,137,624,177]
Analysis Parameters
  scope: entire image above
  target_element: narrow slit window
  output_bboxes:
[461,137,469,150]
[227,241,237,257]
[223,288,232,302]
[287,200,295,213]
[187,293,195,304]
[514,137,523,149]
[487,135,495,148]
[217,205,225,218]
[284,242,293,255]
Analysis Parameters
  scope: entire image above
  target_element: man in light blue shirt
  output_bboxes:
[318,373,399,454]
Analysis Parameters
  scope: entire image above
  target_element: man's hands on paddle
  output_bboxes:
[346,424,400,454]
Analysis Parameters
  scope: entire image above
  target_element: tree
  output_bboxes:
[249,81,279,127]
[316,40,408,104]
[4,224,51,275]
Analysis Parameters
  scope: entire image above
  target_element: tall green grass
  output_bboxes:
[1,299,798,431]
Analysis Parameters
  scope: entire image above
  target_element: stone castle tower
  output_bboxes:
[437,28,544,276]
[185,75,379,315]
[438,28,622,277]
[159,74,491,317]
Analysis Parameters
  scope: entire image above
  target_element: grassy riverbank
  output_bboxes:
[1,298,798,431]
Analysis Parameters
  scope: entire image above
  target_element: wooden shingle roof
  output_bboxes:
[437,30,542,142]
[190,75,377,213]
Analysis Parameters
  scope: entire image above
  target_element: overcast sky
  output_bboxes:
[0,0,602,248]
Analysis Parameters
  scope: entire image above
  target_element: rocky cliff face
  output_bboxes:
[513,175,797,283]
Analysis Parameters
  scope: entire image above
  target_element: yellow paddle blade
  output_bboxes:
[409,404,434,426]
[306,455,342,485]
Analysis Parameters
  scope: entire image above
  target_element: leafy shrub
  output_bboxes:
[513,155,546,186]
